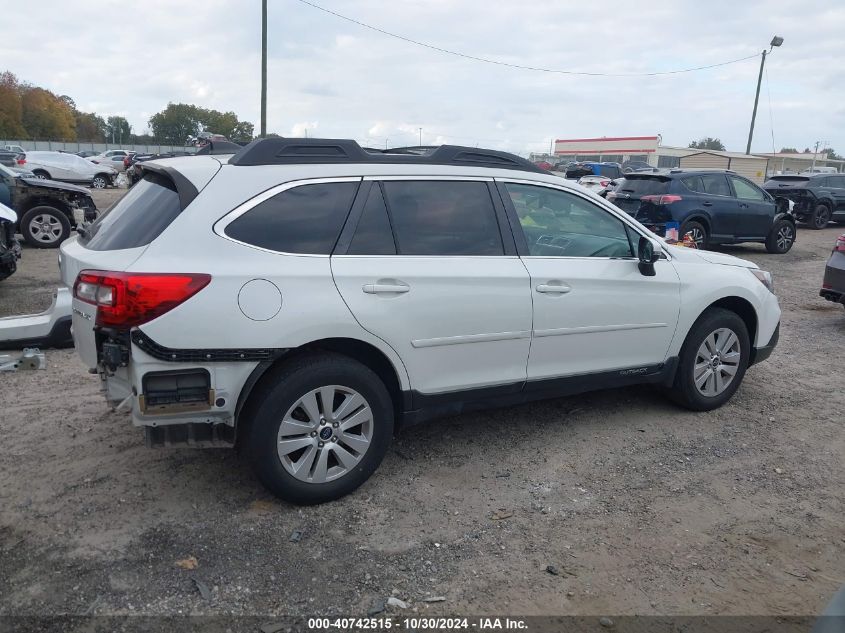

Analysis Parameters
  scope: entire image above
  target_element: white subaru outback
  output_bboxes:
[60,139,781,504]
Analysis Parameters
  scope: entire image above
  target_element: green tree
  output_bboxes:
[779,147,798,154]
[105,115,131,144]
[688,137,726,151]
[149,103,202,144]
[0,71,26,138]
[822,148,843,160]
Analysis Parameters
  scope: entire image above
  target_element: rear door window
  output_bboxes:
[225,181,359,254]
[680,175,704,193]
[81,171,183,251]
[700,174,732,197]
[381,181,504,255]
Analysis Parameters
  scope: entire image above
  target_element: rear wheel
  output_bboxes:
[680,220,708,249]
[91,174,109,189]
[20,206,71,248]
[246,353,394,505]
[668,308,750,411]
[808,203,831,229]
[32,169,49,180]
[764,218,795,254]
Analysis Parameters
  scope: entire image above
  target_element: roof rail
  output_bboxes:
[228,137,544,173]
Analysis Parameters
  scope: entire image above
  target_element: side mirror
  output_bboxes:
[638,236,659,276]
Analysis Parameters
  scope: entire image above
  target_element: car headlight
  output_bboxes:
[751,269,774,293]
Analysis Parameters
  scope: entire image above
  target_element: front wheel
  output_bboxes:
[246,353,394,504]
[32,169,49,180]
[765,218,796,254]
[20,206,71,248]
[668,308,750,411]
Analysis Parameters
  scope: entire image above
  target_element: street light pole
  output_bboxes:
[746,36,783,155]
[418,128,422,146]
[260,0,268,138]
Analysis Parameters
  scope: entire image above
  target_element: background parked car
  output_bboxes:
[820,233,845,310]
[0,161,97,248]
[91,153,131,172]
[577,175,618,196]
[764,173,845,229]
[75,150,99,158]
[25,151,116,188]
[622,159,652,173]
[607,169,796,253]
[0,150,26,169]
[125,152,190,185]
[2,144,26,154]
[566,161,623,181]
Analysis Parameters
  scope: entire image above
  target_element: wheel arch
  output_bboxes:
[234,337,408,444]
[705,296,757,350]
[681,213,711,235]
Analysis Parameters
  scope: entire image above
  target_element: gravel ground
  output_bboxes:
[1,190,843,619]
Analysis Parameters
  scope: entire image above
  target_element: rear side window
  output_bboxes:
[700,174,731,196]
[381,181,504,255]
[680,175,704,193]
[81,172,182,251]
[615,177,670,196]
[225,181,358,254]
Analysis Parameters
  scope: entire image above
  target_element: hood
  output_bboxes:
[0,202,16,223]
[666,244,758,269]
[20,177,92,195]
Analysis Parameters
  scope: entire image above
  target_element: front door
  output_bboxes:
[497,180,681,381]
[332,178,532,397]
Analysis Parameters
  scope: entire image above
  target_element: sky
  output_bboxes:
[2,0,844,156]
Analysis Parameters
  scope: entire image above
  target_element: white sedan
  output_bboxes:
[24,151,117,188]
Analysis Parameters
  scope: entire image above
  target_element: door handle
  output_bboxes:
[362,283,410,294]
[702,201,713,207]
[536,282,572,294]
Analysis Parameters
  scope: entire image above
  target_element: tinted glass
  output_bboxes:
[81,172,182,251]
[505,183,633,258]
[382,181,503,256]
[700,174,731,196]
[730,176,765,200]
[830,175,845,188]
[614,177,670,196]
[680,175,704,193]
[226,181,358,254]
[348,185,396,255]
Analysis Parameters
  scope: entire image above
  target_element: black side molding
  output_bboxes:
[131,330,287,363]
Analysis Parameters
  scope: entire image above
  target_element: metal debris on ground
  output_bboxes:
[0,348,46,371]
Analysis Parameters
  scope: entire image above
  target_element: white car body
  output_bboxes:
[59,140,781,502]
[577,175,615,194]
[25,151,116,187]
[3,145,26,154]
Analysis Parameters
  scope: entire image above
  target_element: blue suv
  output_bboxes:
[607,169,796,253]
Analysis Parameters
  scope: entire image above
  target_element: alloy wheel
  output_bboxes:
[92,176,106,189]
[693,327,741,397]
[277,385,373,484]
[815,207,831,229]
[689,227,705,248]
[28,214,63,244]
[776,224,794,251]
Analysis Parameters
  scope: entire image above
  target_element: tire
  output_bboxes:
[91,174,109,189]
[680,220,708,249]
[32,169,49,180]
[764,218,796,254]
[808,203,831,229]
[246,353,394,505]
[20,206,71,248]
[668,307,750,411]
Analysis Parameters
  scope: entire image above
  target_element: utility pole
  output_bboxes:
[418,128,422,146]
[746,36,783,155]
[260,0,268,138]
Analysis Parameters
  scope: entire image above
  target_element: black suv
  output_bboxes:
[607,169,796,253]
[763,173,845,229]
[0,162,97,248]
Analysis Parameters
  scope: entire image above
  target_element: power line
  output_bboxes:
[295,0,760,77]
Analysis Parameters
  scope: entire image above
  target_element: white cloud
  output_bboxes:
[289,121,319,137]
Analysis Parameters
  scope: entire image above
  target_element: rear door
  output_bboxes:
[728,175,775,239]
[825,175,845,212]
[697,173,738,241]
[331,177,532,397]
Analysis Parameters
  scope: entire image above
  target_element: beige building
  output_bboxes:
[678,151,770,184]
[753,152,845,175]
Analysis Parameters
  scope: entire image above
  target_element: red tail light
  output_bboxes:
[16,158,25,165]
[641,194,683,205]
[600,179,610,187]
[835,234,845,253]
[74,271,211,329]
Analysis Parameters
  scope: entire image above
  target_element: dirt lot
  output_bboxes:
[1,188,843,619]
